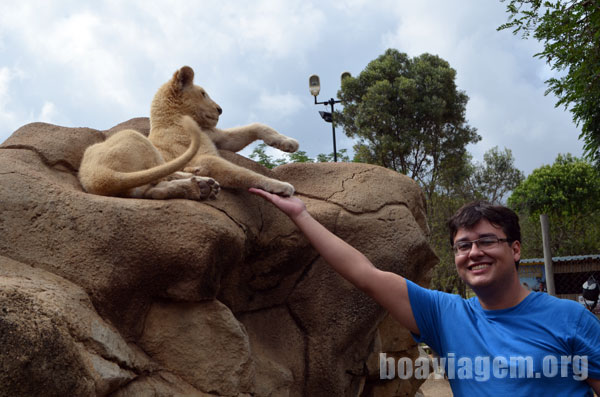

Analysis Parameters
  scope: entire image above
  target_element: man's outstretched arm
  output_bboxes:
[587,378,600,394]
[249,188,419,334]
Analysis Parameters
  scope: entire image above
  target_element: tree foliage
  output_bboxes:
[498,0,600,166]
[508,154,600,255]
[508,154,600,216]
[315,149,351,163]
[335,49,481,198]
[249,144,350,169]
[428,193,470,295]
[249,143,286,169]
[469,147,525,204]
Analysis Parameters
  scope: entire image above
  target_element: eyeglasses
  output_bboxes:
[452,236,511,256]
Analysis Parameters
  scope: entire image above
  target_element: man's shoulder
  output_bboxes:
[405,279,472,313]
[527,292,591,319]
[530,291,585,309]
[406,279,466,302]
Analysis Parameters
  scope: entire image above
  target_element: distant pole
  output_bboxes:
[329,99,337,162]
[313,96,340,162]
[309,72,351,163]
[540,214,556,296]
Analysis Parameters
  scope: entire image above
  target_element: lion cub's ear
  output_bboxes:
[172,66,195,91]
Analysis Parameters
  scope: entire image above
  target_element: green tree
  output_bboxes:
[315,149,351,163]
[286,150,314,163]
[249,144,350,168]
[433,146,524,203]
[498,0,600,166]
[508,153,600,255]
[336,49,481,199]
[469,146,525,204]
[428,193,470,295]
[249,143,287,169]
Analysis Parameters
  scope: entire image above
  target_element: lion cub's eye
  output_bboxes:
[201,91,207,98]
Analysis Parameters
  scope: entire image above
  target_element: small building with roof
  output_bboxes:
[519,254,600,314]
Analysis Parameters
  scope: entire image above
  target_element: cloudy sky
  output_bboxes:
[0,1,584,176]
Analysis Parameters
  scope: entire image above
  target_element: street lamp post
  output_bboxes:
[308,72,350,162]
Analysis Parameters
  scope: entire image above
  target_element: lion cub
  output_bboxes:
[79,115,219,200]
[148,66,299,196]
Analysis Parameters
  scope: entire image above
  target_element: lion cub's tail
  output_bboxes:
[80,116,200,196]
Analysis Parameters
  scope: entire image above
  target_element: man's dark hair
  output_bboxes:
[447,201,521,269]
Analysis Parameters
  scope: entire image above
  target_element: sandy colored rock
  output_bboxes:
[238,306,303,396]
[111,371,215,397]
[140,300,254,396]
[0,118,438,396]
[0,255,151,397]
[0,121,104,172]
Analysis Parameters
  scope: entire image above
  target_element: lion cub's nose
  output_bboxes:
[217,106,223,115]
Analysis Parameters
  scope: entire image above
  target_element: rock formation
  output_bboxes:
[0,118,438,396]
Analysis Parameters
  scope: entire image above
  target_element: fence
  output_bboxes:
[519,255,600,315]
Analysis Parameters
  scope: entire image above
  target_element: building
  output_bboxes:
[519,254,600,314]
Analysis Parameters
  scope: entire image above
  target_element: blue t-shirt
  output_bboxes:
[406,279,600,396]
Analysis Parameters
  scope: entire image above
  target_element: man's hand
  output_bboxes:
[249,188,307,219]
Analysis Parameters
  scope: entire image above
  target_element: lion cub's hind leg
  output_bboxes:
[185,155,294,197]
[164,171,221,199]
[145,175,220,200]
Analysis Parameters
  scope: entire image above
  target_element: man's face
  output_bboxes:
[453,219,521,290]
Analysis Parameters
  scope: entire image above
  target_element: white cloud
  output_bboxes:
[0,1,327,130]
[25,10,135,106]
[39,101,59,124]
[226,0,325,58]
[0,67,19,137]
[255,92,304,120]
[0,3,139,117]
[0,1,588,173]
[0,67,11,106]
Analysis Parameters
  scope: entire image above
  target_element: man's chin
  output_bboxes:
[461,274,493,291]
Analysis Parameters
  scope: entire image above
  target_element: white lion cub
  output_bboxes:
[79,115,219,200]
[148,66,299,197]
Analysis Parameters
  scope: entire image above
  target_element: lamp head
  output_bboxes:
[319,111,333,123]
[309,74,321,97]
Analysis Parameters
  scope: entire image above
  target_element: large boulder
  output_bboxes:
[0,118,438,396]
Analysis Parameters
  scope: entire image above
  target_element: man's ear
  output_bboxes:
[172,66,195,91]
[512,240,521,263]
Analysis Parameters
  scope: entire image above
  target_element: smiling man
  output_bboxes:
[448,202,529,310]
[249,190,600,396]
[406,201,600,395]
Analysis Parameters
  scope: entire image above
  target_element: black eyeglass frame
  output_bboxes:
[452,236,512,256]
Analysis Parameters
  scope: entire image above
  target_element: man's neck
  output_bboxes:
[473,280,530,311]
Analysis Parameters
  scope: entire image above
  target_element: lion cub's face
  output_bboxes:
[180,80,222,129]
[151,66,223,129]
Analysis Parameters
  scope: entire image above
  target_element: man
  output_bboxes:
[249,188,600,395]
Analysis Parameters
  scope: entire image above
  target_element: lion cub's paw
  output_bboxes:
[258,180,295,197]
[269,137,299,153]
[191,176,220,200]
[185,167,207,176]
